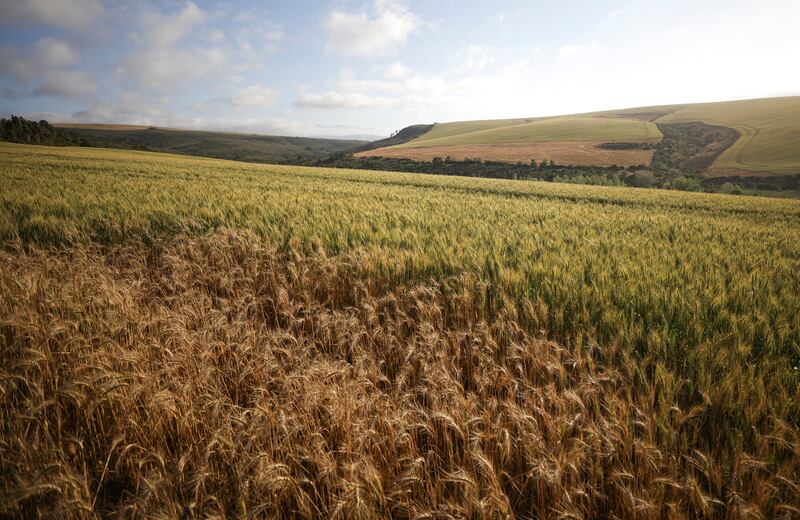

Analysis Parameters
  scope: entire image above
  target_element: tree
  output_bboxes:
[665,175,702,192]
[630,170,657,188]
[719,182,743,195]
[0,116,76,146]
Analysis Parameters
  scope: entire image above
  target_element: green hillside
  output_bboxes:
[393,116,661,148]
[654,97,800,174]
[373,96,800,176]
[52,124,366,165]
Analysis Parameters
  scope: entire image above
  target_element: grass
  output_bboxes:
[395,116,661,149]
[2,142,799,517]
[402,117,539,142]
[375,96,800,175]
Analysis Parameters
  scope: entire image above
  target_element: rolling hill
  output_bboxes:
[357,96,800,176]
[53,124,367,165]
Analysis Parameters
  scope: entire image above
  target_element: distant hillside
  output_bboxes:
[357,97,800,178]
[350,124,434,153]
[52,124,367,165]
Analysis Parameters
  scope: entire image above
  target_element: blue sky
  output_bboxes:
[1,0,799,138]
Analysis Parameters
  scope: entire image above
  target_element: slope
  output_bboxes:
[358,96,800,175]
[53,124,367,165]
[358,115,662,167]
[654,97,800,174]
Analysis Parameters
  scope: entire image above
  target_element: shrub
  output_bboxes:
[664,175,703,192]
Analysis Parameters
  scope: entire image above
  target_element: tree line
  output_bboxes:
[0,116,84,146]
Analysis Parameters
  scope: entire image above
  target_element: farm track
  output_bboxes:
[735,125,759,167]
[683,118,759,171]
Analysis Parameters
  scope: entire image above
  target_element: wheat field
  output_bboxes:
[1,143,799,518]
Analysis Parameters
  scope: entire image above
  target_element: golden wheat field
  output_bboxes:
[2,142,800,518]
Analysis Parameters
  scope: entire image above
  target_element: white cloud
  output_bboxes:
[558,41,602,58]
[137,1,206,48]
[235,20,284,67]
[324,0,417,57]
[61,98,379,138]
[461,45,497,72]
[118,46,229,91]
[488,12,507,24]
[295,91,392,109]
[34,37,79,68]
[383,61,410,79]
[210,30,226,43]
[0,0,105,32]
[71,92,174,124]
[295,66,477,113]
[189,117,382,139]
[0,39,94,99]
[118,2,283,92]
[231,85,279,109]
[117,2,221,90]
[33,70,98,98]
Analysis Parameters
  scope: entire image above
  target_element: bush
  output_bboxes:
[719,182,744,195]
[665,175,703,192]
[629,170,657,188]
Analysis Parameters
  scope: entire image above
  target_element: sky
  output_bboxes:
[1,0,799,139]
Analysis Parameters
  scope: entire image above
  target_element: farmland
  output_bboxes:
[655,97,800,174]
[391,116,661,147]
[360,96,800,176]
[356,140,655,166]
[358,116,661,167]
[2,143,800,518]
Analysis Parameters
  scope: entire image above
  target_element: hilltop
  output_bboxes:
[356,96,800,180]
